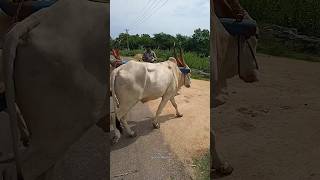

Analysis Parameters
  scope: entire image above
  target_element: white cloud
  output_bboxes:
[111,0,209,38]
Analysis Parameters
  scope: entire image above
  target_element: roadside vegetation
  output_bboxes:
[241,0,320,62]
[241,0,320,38]
[193,151,210,180]
[111,29,210,80]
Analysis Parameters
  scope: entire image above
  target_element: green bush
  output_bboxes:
[120,49,209,72]
[118,49,210,80]
[241,0,320,37]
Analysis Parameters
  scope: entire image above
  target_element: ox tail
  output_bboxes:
[110,69,120,108]
[3,15,40,180]
[110,69,123,133]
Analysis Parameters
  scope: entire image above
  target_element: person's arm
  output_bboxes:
[226,0,247,21]
[152,51,157,59]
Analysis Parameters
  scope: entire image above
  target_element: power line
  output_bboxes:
[134,0,163,26]
[133,0,169,29]
[127,0,157,28]
[129,0,164,29]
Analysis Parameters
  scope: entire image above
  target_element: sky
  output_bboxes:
[110,0,210,38]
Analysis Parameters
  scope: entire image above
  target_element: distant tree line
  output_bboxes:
[110,28,210,57]
[240,0,320,37]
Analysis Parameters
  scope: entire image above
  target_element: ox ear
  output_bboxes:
[168,57,177,64]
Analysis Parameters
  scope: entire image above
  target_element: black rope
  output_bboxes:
[246,40,259,70]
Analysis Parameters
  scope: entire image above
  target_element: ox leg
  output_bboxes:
[211,131,233,176]
[111,113,121,144]
[153,98,169,129]
[170,98,183,117]
[120,114,136,137]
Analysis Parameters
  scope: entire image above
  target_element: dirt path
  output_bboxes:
[215,54,320,180]
[110,79,210,179]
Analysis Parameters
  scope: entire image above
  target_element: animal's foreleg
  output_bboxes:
[211,131,233,176]
[152,98,169,129]
[120,114,136,137]
[170,97,183,117]
[211,131,223,168]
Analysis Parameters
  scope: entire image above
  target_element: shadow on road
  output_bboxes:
[111,113,179,151]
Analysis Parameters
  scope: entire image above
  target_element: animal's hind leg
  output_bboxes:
[120,114,136,137]
[153,97,170,129]
[111,113,121,144]
[170,97,183,117]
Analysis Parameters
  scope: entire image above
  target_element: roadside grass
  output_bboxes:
[193,151,210,180]
[121,49,210,80]
[257,38,320,62]
[119,39,320,80]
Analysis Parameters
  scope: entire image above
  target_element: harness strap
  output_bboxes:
[246,40,259,70]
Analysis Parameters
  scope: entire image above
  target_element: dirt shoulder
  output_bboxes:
[147,79,210,176]
[215,54,320,179]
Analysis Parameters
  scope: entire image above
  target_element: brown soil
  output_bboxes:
[215,54,320,180]
[147,79,210,174]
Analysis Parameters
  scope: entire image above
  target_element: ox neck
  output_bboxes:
[178,71,185,88]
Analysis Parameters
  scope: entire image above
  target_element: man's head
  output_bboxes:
[146,46,151,52]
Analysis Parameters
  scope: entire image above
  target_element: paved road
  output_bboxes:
[110,102,192,180]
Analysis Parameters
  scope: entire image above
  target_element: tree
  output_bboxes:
[128,34,140,49]
[153,33,176,50]
[114,33,129,49]
[110,28,210,56]
[191,28,210,56]
[140,34,154,48]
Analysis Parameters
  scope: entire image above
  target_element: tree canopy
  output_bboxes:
[110,28,210,57]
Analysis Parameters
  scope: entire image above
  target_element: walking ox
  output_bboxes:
[110,48,191,144]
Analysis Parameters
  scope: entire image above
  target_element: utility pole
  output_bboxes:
[125,29,130,50]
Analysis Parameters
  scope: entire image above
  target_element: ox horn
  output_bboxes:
[173,42,178,60]
[179,47,186,67]
[173,42,184,67]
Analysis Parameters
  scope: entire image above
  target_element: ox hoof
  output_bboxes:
[152,122,160,129]
[176,113,183,118]
[129,131,137,137]
[111,136,120,145]
[213,162,233,176]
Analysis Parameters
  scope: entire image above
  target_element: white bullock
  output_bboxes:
[110,52,191,144]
